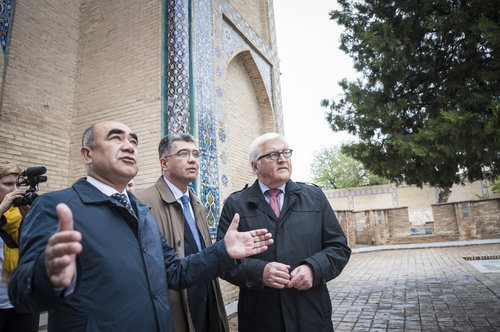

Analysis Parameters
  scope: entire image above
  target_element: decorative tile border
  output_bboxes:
[193,0,220,236]
[0,0,15,62]
[166,0,190,133]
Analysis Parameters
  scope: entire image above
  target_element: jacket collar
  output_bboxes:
[154,176,178,204]
[246,179,301,221]
[247,179,301,200]
[154,176,201,208]
[72,178,150,222]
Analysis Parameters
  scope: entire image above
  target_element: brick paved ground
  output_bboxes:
[228,243,500,331]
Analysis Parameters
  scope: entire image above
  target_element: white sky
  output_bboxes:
[273,0,357,182]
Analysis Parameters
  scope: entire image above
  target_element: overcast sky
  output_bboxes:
[273,0,357,182]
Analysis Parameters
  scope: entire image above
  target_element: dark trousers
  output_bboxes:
[185,220,222,332]
[0,308,39,332]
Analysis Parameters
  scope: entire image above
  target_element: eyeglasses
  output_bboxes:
[163,150,200,159]
[257,149,293,161]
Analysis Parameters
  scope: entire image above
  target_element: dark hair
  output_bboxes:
[158,133,195,158]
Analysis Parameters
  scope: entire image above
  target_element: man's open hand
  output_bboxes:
[223,213,273,259]
[45,203,82,288]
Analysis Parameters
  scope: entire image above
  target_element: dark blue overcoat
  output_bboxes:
[217,180,351,332]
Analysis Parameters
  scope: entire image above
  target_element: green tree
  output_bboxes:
[322,0,500,188]
[492,177,500,193]
[311,146,389,189]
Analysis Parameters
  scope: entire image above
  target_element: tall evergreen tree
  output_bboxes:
[323,0,500,187]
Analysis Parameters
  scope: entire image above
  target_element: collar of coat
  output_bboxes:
[153,176,202,209]
[246,179,301,201]
[242,179,302,221]
[72,178,149,220]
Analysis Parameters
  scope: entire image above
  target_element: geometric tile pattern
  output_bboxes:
[166,0,190,134]
[193,0,220,237]
[0,0,15,62]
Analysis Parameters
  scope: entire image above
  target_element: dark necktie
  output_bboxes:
[267,189,282,218]
[111,193,135,216]
[180,195,202,251]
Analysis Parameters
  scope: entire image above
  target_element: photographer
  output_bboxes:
[0,161,39,332]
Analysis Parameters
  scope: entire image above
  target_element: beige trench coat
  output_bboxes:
[137,177,229,332]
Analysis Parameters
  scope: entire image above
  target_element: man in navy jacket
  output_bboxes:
[217,133,351,332]
[8,121,272,332]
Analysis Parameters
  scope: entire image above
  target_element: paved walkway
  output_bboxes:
[228,240,500,331]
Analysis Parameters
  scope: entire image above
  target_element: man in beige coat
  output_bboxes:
[137,133,228,332]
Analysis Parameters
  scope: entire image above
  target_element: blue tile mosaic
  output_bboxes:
[194,0,220,237]
[167,0,190,133]
[0,0,14,62]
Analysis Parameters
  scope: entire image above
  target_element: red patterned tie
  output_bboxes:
[267,189,282,218]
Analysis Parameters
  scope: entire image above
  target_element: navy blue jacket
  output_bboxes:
[9,178,234,332]
[217,180,351,332]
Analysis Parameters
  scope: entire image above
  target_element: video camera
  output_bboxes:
[13,166,47,207]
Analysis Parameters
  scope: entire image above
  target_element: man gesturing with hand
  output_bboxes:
[9,121,272,332]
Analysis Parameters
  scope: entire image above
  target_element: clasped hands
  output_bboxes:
[262,262,313,290]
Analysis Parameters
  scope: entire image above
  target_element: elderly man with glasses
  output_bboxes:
[137,133,229,332]
[217,133,351,332]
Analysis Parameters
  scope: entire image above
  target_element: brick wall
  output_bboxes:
[0,0,82,192]
[352,211,371,244]
[0,0,162,193]
[475,199,500,237]
[339,198,500,247]
[432,203,460,236]
[431,198,500,240]
[71,0,162,190]
[387,207,410,240]
[368,210,390,245]
[224,53,263,192]
[335,210,355,247]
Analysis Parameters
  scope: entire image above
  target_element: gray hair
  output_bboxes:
[249,133,289,171]
[82,125,95,148]
[158,133,195,158]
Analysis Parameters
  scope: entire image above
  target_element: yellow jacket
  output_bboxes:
[0,205,21,284]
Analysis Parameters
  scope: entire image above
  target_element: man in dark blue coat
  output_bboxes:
[8,121,273,332]
[217,133,351,332]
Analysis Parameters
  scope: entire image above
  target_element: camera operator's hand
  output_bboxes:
[0,189,25,215]
[45,203,82,288]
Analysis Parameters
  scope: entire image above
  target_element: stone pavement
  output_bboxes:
[228,240,500,331]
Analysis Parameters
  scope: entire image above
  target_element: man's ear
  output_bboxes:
[81,146,92,167]
[251,161,259,174]
[160,157,168,171]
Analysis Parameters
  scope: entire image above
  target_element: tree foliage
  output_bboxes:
[323,0,500,188]
[311,146,389,189]
[492,177,500,193]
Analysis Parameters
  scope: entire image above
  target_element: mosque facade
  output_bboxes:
[0,0,283,236]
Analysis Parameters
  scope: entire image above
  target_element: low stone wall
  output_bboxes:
[336,198,500,247]
[432,198,500,240]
